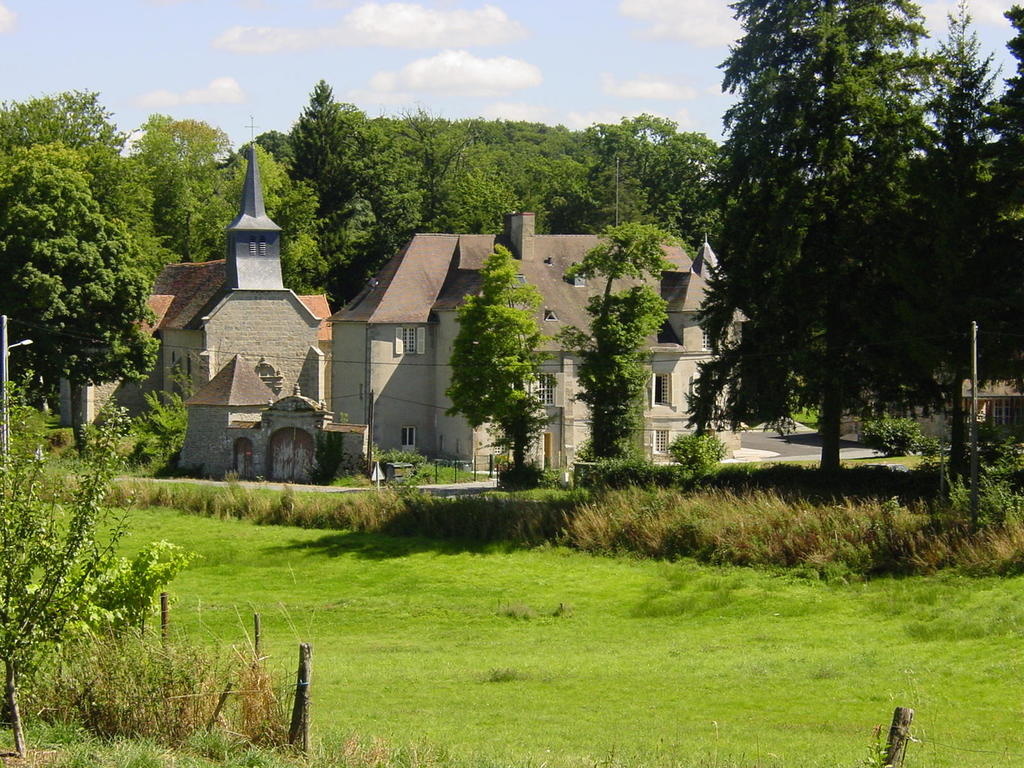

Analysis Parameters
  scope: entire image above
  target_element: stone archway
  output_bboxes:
[268,427,314,482]
[233,437,254,479]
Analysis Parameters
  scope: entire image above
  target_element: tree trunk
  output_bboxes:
[5,658,25,758]
[820,381,842,473]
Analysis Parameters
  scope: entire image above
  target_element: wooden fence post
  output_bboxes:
[160,592,169,640]
[288,642,312,752]
[253,613,262,659]
[884,706,914,767]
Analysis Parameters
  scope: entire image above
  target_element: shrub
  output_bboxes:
[574,458,681,489]
[130,391,187,471]
[668,433,726,475]
[861,417,927,456]
[498,462,545,490]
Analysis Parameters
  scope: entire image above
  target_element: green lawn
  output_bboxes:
[114,506,1024,768]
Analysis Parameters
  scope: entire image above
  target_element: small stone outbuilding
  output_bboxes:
[180,355,366,482]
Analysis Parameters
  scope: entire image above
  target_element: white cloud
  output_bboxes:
[0,2,16,33]
[601,74,697,100]
[920,0,1010,34]
[619,0,740,47]
[480,102,555,122]
[562,107,696,131]
[368,50,541,97]
[135,77,246,108]
[213,2,527,53]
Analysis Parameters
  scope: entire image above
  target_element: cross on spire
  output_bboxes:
[246,115,258,143]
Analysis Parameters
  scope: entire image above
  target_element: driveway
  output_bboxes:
[731,425,879,463]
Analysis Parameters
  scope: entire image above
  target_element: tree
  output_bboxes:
[0,408,128,756]
[899,2,1011,477]
[0,144,158,440]
[130,114,233,263]
[694,0,930,471]
[561,223,672,459]
[585,115,722,250]
[448,245,549,475]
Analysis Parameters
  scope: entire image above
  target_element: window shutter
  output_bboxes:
[648,374,655,408]
[554,372,565,407]
[416,326,426,355]
[394,327,404,356]
[666,374,673,407]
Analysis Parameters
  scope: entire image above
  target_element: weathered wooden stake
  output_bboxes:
[884,706,914,767]
[206,683,233,731]
[288,642,312,752]
[253,613,262,658]
[160,592,169,640]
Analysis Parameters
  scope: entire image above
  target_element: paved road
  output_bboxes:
[732,426,879,463]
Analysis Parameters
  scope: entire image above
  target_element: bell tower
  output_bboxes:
[226,145,284,290]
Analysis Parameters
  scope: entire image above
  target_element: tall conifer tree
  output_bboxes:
[694,0,930,470]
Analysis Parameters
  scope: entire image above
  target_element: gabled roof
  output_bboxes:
[186,355,274,407]
[151,260,229,330]
[331,234,458,324]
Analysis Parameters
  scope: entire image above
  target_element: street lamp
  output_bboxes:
[1,314,34,457]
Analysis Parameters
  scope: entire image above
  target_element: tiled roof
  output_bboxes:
[151,260,229,330]
[186,355,275,407]
[662,270,707,312]
[298,294,333,341]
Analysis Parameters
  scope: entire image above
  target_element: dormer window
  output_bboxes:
[516,274,527,284]
[573,276,586,288]
[543,309,558,321]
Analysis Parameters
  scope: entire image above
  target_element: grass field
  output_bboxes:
[84,504,1024,768]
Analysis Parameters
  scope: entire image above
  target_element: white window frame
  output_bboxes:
[701,327,712,352]
[395,326,426,356]
[654,430,670,454]
[401,425,417,450]
[537,374,556,406]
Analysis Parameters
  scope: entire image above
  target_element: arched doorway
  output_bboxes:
[268,427,314,482]
[233,437,254,479]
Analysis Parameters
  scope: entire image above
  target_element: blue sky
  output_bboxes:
[0,0,1018,149]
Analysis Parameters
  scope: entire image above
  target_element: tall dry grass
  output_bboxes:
[26,631,288,747]
[108,479,1024,577]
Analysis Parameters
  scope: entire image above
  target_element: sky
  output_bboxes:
[0,0,1019,150]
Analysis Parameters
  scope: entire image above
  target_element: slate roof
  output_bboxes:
[228,146,281,232]
[332,229,705,351]
[186,355,274,407]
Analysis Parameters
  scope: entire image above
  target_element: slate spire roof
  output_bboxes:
[185,355,275,406]
[691,238,718,278]
[228,145,281,232]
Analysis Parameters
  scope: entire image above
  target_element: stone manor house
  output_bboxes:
[67,148,736,477]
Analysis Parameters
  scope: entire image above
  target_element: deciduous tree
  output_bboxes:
[562,223,672,459]
[448,245,548,475]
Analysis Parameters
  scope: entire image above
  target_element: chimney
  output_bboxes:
[504,212,535,261]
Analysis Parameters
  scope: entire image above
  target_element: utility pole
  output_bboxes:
[970,320,979,529]
[1,315,34,459]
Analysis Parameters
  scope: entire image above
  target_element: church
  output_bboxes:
[62,146,333,431]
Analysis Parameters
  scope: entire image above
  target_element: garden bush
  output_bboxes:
[668,433,726,475]
[861,416,927,456]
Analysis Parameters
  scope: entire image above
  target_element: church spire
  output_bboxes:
[225,146,285,290]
